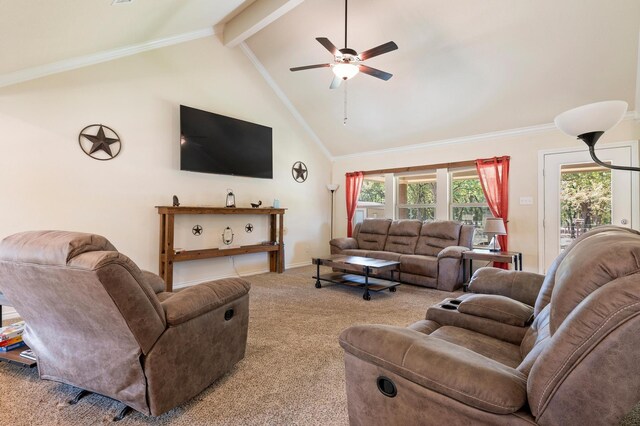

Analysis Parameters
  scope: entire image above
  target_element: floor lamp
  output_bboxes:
[327,184,340,239]
[554,100,639,172]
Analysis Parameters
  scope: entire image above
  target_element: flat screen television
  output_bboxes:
[180,105,273,179]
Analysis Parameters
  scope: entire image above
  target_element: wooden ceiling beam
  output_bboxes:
[223,0,304,47]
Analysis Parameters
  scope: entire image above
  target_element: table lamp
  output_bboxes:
[484,218,506,252]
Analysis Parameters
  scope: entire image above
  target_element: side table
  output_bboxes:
[0,294,36,368]
[462,249,523,291]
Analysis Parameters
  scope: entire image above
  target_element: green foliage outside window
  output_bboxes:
[399,207,435,221]
[359,180,385,203]
[405,182,436,204]
[560,170,611,229]
[451,178,489,226]
[451,179,486,204]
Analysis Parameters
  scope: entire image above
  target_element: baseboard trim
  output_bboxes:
[2,261,316,320]
[172,260,312,289]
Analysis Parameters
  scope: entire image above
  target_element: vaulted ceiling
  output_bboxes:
[2,0,639,158]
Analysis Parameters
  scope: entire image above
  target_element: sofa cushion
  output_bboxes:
[415,221,462,256]
[367,251,402,262]
[342,249,370,257]
[383,220,422,254]
[0,230,117,266]
[355,219,392,251]
[430,326,522,368]
[399,254,438,278]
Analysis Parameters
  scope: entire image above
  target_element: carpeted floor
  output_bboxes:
[1,265,639,425]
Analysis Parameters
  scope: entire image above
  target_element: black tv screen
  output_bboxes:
[180,105,273,179]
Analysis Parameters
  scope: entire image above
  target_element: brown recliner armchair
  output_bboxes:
[339,226,640,425]
[0,231,250,417]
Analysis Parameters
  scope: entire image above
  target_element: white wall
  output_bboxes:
[331,120,640,272]
[0,36,332,291]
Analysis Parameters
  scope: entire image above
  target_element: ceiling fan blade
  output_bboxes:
[329,75,343,89]
[316,37,340,56]
[290,63,331,72]
[359,64,393,81]
[359,41,398,60]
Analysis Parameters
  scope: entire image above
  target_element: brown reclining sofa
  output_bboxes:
[0,231,250,417]
[330,218,474,291]
[339,225,640,425]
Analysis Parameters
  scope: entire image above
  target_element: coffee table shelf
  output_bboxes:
[0,344,36,368]
[312,255,401,300]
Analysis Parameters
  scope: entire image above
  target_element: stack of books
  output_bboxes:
[0,321,26,352]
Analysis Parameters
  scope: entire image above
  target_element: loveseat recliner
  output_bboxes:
[330,219,474,291]
[339,225,640,425]
[0,230,250,417]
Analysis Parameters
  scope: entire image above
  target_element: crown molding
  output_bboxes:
[238,42,333,160]
[333,111,639,160]
[0,27,216,89]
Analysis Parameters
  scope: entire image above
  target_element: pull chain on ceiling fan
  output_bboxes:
[289,0,398,89]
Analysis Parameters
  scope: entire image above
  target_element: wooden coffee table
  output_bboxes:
[312,255,401,300]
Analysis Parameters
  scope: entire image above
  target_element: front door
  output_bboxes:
[541,143,637,272]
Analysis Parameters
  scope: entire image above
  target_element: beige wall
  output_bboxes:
[331,119,640,272]
[0,36,332,287]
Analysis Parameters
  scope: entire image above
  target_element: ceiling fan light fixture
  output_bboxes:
[332,63,359,80]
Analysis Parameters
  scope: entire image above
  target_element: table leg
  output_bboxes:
[518,253,523,271]
[389,269,397,292]
[363,267,371,301]
[315,260,322,288]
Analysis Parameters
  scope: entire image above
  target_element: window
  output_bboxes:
[450,168,492,247]
[356,176,386,223]
[560,163,611,250]
[397,172,437,221]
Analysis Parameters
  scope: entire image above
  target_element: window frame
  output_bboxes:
[395,171,437,221]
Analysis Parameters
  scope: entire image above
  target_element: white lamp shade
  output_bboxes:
[327,183,340,191]
[554,100,628,137]
[484,217,506,235]
[332,63,359,80]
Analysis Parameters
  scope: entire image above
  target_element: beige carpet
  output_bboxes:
[0,265,452,425]
[1,265,638,425]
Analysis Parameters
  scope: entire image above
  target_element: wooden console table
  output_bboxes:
[156,206,286,292]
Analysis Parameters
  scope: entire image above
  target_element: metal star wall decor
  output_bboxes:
[245,223,254,233]
[78,124,122,160]
[192,225,203,236]
[292,161,308,183]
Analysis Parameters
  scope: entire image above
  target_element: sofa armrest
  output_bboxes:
[329,237,358,251]
[161,278,250,326]
[142,270,166,294]
[468,267,544,307]
[457,294,534,326]
[437,245,468,259]
[339,325,527,414]
[426,298,529,344]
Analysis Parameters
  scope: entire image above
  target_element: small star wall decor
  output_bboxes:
[292,161,308,183]
[192,225,203,236]
[78,124,122,160]
[245,223,254,233]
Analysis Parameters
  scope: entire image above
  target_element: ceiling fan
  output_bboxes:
[289,0,398,89]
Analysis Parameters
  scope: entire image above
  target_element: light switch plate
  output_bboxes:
[520,196,534,205]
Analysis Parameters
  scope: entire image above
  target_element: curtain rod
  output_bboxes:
[361,157,510,176]
[363,159,475,176]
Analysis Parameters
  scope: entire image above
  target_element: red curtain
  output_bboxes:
[345,172,364,237]
[476,156,510,269]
